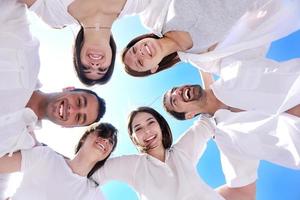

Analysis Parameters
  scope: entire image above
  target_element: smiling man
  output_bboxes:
[163,69,300,194]
[0,0,106,198]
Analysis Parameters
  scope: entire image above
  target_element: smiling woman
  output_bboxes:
[89,107,256,200]
[0,123,118,200]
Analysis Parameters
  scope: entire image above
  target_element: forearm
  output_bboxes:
[216,182,256,200]
[0,152,22,173]
[19,0,36,7]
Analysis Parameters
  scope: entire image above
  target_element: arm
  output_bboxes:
[216,182,256,200]
[92,155,139,186]
[199,70,214,89]
[174,116,215,165]
[0,152,22,173]
[20,0,36,7]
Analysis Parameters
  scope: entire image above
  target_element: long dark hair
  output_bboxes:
[127,107,173,152]
[75,123,118,178]
[73,27,117,85]
[122,34,180,77]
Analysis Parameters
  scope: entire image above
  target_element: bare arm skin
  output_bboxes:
[0,152,22,173]
[286,104,300,117]
[216,182,256,200]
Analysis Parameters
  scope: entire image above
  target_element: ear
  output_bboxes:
[62,86,75,92]
[150,64,159,73]
[185,111,197,120]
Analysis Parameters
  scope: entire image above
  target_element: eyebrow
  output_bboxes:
[169,88,176,108]
[133,117,154,129]
[83,95,87,107]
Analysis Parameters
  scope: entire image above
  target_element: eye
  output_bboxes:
[148,120,155,125]
[82,65,90,71]
[172,98,177,106]
[134,127,142,133]
[76,114,80,123]
[138,60,143,67]
[77,98,81,107]
[108,138,114,145]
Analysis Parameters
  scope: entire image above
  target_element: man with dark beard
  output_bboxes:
[163,73,300,197]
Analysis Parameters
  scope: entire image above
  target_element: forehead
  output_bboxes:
[132,112,156,126]
[124,48,136,69]
[164,89,174,111]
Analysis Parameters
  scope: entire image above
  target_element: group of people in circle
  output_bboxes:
[0,0,300,199]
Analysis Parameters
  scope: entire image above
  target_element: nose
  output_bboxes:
[90,61,100,69]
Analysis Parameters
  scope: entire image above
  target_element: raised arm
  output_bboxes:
[20,0,36,7]
[0,152,22,173]
[216,182,256,200]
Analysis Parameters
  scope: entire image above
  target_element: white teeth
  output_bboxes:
[145,135,155,141]
[184,89,189,100]
[59,104,63,118]
[89,54,103,60]
[145,45,152,56]
[96,141,105,151]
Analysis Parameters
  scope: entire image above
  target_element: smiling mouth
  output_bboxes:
[144,44,152,57]
[182,87,193,102]
[88,53,103,60]
[95,140,107,153]
[58,100,67,121]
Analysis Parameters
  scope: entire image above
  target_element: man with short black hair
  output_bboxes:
[163,69,300,194]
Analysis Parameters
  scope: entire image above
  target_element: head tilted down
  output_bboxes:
[127,107,173,153]
[122,33,180,77]
[75,122,118,178]
[163,84,207,120]
[43,88,105,127]
[74,27,117,86]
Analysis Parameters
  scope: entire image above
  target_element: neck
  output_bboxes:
[26,91,47,120]
[201,89,226,115]
[147,146,166,162]
[68,153,98,177]
[159,37,181,57]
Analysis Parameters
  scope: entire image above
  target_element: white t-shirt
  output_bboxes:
[93,118,227,200]
[11,146,105,200]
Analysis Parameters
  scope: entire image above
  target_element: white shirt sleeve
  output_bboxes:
[92,155,139,186]
[173,116,215,166]
[220,150,259,188]
[29,0,77,28]
[21,146,52,172]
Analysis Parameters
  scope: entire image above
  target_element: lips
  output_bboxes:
[144,134,157,149]
[88,53,103,60]
[57,99,68,121]
[95,139,108,153]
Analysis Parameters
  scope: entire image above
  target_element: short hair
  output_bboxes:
[127,107,173,152]
[122,33,180,77]
[72,88,106,123]
[162,92,186,120]
[75,123,118,180]
[73,27,117,86]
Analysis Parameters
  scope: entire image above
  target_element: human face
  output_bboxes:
[81,131,114,160]
[124,38,163,73]
[131,112,164,152]
[80,43,112,80]
[46,91,99,127]
[164,85,205,116]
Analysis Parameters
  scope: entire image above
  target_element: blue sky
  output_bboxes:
[28,12,300,200]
